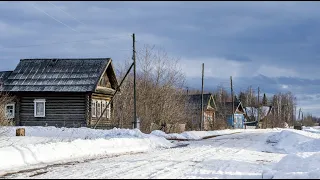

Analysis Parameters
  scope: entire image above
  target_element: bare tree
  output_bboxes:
[211,86,230,130]
[113,45,188,133]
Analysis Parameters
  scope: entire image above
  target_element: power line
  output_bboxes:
[0,35,131,50]
[31,2,79,33]
[47,1,86,26]
[30,2,132,52]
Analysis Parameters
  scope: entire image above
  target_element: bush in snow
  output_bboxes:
[0,92,15,128]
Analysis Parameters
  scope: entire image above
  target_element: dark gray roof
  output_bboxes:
[0,71,12,91]
[2,58,112,92]
[222,101,245,114]
[0,71,12,82]
[187,93,215,110]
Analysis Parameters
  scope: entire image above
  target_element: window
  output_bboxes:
[106,101,111,118]
[5,103,15,119]
[102,100,106,117]
[34,99,46,117]
[92,100,96,117]
[97,100,101,117]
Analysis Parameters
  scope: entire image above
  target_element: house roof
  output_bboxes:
[0,71,12,82]
[220,101,245,115]
[1,58,117,92]
[187,93,216,110]
[0,71,12,91]
[244,106,272,120]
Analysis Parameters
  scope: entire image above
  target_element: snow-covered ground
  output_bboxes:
[262,128,320,179]
[150,128,253,140]
[1,126,320,179]
[302,126,320,134]
[0,126,173,175]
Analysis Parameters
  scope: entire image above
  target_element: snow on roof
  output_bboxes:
[245,106,272,120]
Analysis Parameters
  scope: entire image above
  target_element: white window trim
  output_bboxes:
[102,100,106,118]
[5,103,15,119]
[92,100,96,118]
[34,99,46,117]
[106,101,111,119]
[97,100,102,117]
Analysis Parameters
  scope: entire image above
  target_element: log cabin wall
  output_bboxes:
[17,92,86,127]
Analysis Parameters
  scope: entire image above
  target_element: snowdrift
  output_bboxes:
[263,153,320,179]
[151,129,250,140]
[263,129,320,179]
[266,129,320,153]
[0,126,173,174]
[303,126,320,134]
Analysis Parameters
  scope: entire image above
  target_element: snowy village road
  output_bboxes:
[5,131,286,179]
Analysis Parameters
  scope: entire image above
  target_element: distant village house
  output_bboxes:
[186,93,217,130]
[223,101,246,129]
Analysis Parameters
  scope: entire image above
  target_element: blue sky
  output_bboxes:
[0,1,319,116]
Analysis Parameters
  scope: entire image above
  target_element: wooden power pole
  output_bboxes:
[256,87,260,129]
[201,63,204,131]
[132,33,138,129]
[230,76,234,129]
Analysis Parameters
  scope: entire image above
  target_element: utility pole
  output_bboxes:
[201,63,204,131]
[293,106,296,127]
[249,86,252,105]
[132,33,138,129]
[256,87,260,129]
[230,76,234,129]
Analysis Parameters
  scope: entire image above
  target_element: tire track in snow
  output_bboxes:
[5,131,283,179]
[10,138,232,179]
[145,138,240,179]
[108,146,216,179]
[185,133,267,179]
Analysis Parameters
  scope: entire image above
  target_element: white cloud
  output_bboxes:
[256,65,298,77]
[295,93,320,117]
[180,57,253,79]
[281,84,289,89]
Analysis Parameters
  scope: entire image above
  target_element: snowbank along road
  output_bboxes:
[3,129,290,179]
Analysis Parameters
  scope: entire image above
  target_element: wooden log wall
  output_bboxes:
[18,92,86,127]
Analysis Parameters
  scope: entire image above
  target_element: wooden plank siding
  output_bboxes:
[88,92,114,129]
[17,93,87,127]
[85,93,90,126]
[15,96,21,126]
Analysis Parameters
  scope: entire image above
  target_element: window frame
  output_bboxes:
[106,101,111,119]
[97,100,101,117]
[102,100,106,118]
[5,103,15,119]
[34,99,46,117]
[92,99,96,118]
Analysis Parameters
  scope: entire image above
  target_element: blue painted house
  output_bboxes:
[225,101,246,129]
